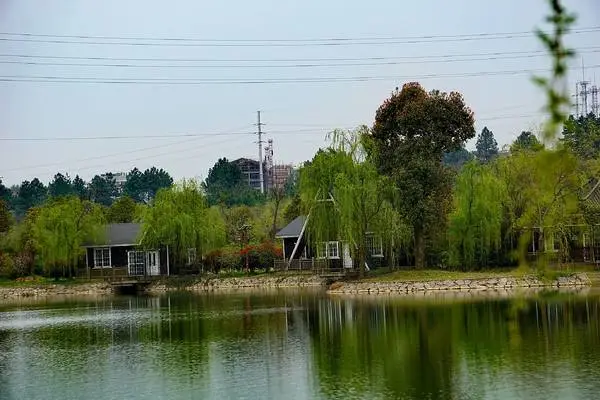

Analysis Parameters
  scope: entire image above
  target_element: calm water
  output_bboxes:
[1,289,599,400]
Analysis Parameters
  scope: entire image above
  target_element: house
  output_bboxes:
[274,216,385,271]
[83,223,170,277]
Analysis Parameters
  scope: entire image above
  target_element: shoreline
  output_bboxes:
[0,272,592,300]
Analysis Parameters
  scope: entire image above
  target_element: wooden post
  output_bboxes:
[166,246,170,276]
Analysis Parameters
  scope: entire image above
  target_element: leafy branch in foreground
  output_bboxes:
[533,0,576,141]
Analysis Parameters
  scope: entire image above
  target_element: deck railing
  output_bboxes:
[273,258,351,276]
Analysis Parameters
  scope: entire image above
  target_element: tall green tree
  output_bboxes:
[140,180,226,268]
[16,178,48,216]
[123,168,145,202]
[0,199,13,235]
[31,197,104,277]
[88,173,117,206]
[0,178,10,203]
[371,82,475,268]
[107,196,137,223]
[475,127,499,163]
[203,158,243,205]
[72,175,88,200]
[48,173,74,198]
[561,114,600,159]
[448,162,505,269]
[142,167,173,202]
[511,131,544,152]
[300,126,400,276]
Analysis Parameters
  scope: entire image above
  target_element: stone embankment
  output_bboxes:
[0,282,113,299]
[327,274,591,295]
[148,274,328,293]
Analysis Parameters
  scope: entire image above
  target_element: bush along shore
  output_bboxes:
[327,273,591,295]
[0,272,593,300]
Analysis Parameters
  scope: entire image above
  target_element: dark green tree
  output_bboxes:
[283,194,302,224]
[123,168,145,202]
[142,167,173,202]
[72,175,88,200]
[0,199,13,234]
[511,131,544,152]
[107,196,137,223]
[203,158,242,205]
[371,82,475,268]
[443,146,474,169]
[0,178,10,203]
[88,173,117,206]
[561,114,600,159]
[475,127,499,163]
[15,178,48,216]
[48,173,74,198]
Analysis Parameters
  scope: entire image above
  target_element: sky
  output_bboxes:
[1,0,599,186]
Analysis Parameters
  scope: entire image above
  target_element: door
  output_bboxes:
[146,251,160,276]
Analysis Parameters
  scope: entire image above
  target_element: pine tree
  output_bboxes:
[475,127,499,163]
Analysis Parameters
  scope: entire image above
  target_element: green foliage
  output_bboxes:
[448,162,506,269]
[371,82,475,268]
[48,173,74,198]
[123,167,173,203]
[72,175,88,200]
[443,146,474,169]
[282,195,302,224]
[140,180,226,267]
[561,114,600,159]
[88,173,117,206]
[475,127,499,163]
[31,197,105,277]
[511,131,544,153]
[0,178,11,203]
[107,196,137,223]
[533,0,576,141]
[15,178,48,217]
[0,199,13,235]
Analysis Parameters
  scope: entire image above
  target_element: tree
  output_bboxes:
[72,175,88,200]
[300,126,398,277]
[203,158,243,205]
[142,167,173,202]
[511,131,544,152]
[88,173,117,206]
[371,82,475,268]
[283,194,302,224]
[0,178,10,203]
[31,197,104,278]
[443,146,474,169]
[448,162,505,269]
[15,178,48,216]
[48,173,74,198]
[561,114,600,159]
[0,200,13,235]
[140,180,226,269]
[107,196,137,223]
[123,168,145,202]
[475,127,499,163]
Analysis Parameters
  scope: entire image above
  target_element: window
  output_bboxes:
[128,251,146,276]
[93,247,111,268]
[318,241,340,259]
[187,248,197,265]
[366,235,383,257]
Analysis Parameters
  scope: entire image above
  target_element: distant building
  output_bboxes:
[113,172,127,193]
[271,164,294,189]
[232,158,267,192]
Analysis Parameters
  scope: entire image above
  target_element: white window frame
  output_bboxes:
[317,241,340,259]
[187,248,197,265]
[366,235,384,257]
[93,247,111,269]
[128,250,146,276]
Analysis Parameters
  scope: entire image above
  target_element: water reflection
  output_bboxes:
[0,290,599,399]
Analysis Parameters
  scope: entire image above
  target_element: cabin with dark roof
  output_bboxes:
[82,223,170,278]
[274,215,386,272]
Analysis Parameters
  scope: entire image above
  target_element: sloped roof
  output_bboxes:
[275,216,306,238]
[84,223,141,247]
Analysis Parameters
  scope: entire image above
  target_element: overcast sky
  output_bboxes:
[1,0,599,186]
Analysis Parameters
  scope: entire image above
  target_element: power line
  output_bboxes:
[1,64,598,85]
[0,28,598,47]
[3,46,599,63]
[0,27,598,45]
[4,50,600,69]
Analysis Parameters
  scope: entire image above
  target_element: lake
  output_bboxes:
[0,289,599,400]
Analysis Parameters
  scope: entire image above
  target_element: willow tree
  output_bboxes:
[448,162,506,270]
[31,197,105,278]
[299,126,399,277]
[140,180,226,269]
